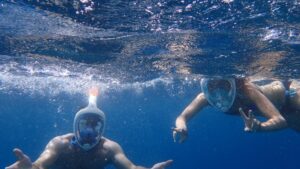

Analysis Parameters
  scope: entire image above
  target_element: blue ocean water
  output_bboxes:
[1,0,300,169]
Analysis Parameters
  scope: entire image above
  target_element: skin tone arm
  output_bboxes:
[5,136,65,169]
[173,93,209,143]
[240,80,287,131]
[109,140,173,169]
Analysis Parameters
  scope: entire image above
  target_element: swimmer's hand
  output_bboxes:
[5,148,33,169]
[151,160,173,169]
[239,108,261,132]
[172,126,188,143]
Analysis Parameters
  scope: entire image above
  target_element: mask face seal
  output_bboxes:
[201,78,236,112]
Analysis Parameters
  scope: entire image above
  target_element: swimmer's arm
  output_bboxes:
[32,136,63,169]
[111,141,148,169]
[245,82,287,131]
[176,93,208,125]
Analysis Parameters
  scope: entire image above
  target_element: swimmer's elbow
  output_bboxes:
[274,116,287,127]
[270,116,287,128]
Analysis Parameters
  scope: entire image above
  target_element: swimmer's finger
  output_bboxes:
[160,160,173,168]
[152,160,173,169]
[248,110,254,120]
[13,148,25,160]
[172,127,182,142]
[239,108,248,120]
[172,130,177,142]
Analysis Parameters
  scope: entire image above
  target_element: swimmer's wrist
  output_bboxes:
[32,164,41,169]
[253,119,261,131]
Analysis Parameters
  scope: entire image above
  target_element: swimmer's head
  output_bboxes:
[73,87,105,151]
[201,78,236,112]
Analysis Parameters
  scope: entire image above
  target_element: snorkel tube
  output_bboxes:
[73,87,106,151]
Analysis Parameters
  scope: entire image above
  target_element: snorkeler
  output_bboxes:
[173,77,300,143]
[6,88,173,169]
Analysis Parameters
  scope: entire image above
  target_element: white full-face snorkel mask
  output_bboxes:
[73,89,106,151]
[201,78,236,112]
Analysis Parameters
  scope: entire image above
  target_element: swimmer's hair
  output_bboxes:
[234,76,249,88]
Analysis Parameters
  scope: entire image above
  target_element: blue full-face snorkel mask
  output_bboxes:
[73,90,105,151]
[201,78,236,112]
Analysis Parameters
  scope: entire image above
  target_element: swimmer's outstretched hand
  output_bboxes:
[172,126,188,143]
[151,160,173,169]
[5,148,33,169]
[239,108,261,132]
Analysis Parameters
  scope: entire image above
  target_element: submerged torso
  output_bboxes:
[225,80,287,115]
[49,136,112,169]
[225,79,300,131]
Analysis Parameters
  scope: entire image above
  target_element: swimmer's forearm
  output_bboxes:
[32,163,43,169]
[259,116,287,131]
[32,160,49,169]
[133,166,148,169]
[180,93,208,122]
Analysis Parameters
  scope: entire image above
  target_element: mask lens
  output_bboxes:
[76,114,103,147]
[201,78,236,112]
[208,80,231,92]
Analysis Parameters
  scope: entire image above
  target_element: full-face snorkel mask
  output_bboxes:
[201,78,236,112]
[73,88,105,151]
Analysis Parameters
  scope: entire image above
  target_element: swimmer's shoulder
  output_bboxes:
[46,133,74,151]
[52,133,73,143]
[101,137,123,156]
